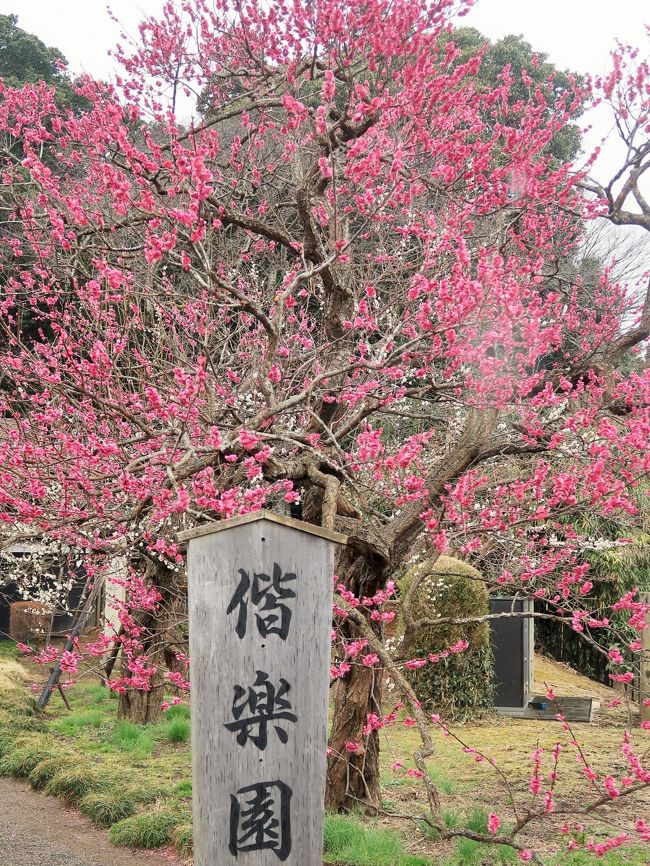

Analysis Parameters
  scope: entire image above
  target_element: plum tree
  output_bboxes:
[0,0,648,854]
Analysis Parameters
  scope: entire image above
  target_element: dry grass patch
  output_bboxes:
[0,657,27,690]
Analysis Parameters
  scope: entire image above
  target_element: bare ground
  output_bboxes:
[0,777,183,866]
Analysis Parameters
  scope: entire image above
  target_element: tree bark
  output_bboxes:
[118,681,167,724]
[326,657,383,810]
[324,411,496,811]
[326,551,385,811]
[117,558,182,725]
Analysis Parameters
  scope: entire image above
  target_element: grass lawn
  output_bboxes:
[0,642,647,865]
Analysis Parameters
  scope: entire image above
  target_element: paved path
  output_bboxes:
[0,778,183,866]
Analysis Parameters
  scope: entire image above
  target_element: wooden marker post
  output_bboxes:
[179,510,346,866]
[640,592,650,725]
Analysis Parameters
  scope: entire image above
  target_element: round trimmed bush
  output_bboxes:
[396,555,494,721]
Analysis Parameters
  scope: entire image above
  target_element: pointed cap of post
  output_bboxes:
[177,508,347,545]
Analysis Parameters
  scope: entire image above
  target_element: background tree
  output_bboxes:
[396,555,493,722]
[0,14,87,111]
[0,13,92,363]
[442,27,583,164]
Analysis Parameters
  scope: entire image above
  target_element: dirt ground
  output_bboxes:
[0,776,183,866]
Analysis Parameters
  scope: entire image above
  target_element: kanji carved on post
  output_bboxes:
[229,780,293,861]
[227,564,297,641]
[225,670,297,751]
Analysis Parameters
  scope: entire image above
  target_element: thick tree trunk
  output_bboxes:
[117,558,181,725]
[326,551,385,811]
[321,411,496,810]
[326,658,382,810]
[118,681,166,724]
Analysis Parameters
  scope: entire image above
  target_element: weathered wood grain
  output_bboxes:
[641,592,650,724]
[187,515,339,866]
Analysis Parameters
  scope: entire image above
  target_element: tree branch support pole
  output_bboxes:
[47,667,72,710]
[36,572,100,711]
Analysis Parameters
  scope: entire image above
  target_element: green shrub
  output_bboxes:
[44,766,100,801]
[0,742,55,778]
[437,811,518,865]
[0,641,20,659]
[173,823,193,856]
[465,809,489,835]
[448,834,517,866]
[0,696,47,732]
[496,845,518,863]
[428,766,455,795]
[129,783,172,805]
[453,836,481,865]
[323,815,431,866]
[324,815,362,854]
[0,686,38,714]
[443,810,462,830]
[340,826,404,865]
[28,755,73,789]
[397,556,494,722]
[174,779,192,798]
[550,849,650,866]
[419,809,462,840]
[164,703,190,720]
[79,791,136,827]
[0,733,16,758]
[52,710,105,736]
[14,716,48,732]
[72,684,112,706]
[165,717,190,744]
[108,811,181,848]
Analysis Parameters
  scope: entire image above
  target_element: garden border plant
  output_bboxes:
[0,648,192,855]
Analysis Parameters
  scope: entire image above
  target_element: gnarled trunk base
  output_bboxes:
[118,682,166,724]
[326,547,386,812]
[326,663,382,810]
[116,558,181,725]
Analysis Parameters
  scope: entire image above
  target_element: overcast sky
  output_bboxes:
[463,1,647,76]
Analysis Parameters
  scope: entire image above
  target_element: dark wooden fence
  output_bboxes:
[534,600,609,685]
